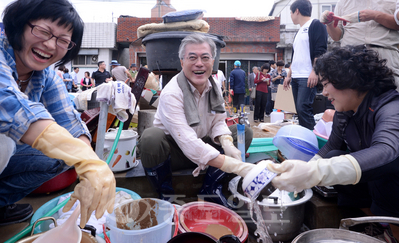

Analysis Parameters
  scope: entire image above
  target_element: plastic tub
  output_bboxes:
[316,134,328,149]
[31,168,77,194]
[178,201,248,242]
[30,187,141,239]
[106,198,174,243]
[273,125,319,161]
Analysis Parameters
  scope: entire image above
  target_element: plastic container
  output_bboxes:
[178,201,248,242]
[106,198,174,243]
[316,135,328,149]
[247,138,278,154]
[273,125,319,161]
[31,168,77,194]
[104,129,139,172]
[30,187,141,239]
[313,119,333,140]
[270,109,284,123]
[237,124,245,161]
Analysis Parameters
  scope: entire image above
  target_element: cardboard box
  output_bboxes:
[274,84,297,114]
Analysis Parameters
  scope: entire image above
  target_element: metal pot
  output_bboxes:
[228,176,313,242]
[292,216,399,243]
[17,217,99,243]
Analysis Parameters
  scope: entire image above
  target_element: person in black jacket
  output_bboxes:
[269,45,399,241]
[229,60,246,113]
[283,0,328,129]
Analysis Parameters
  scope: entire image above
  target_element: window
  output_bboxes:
[139,57,147,67]
[73,55,98,65]
[321,4,336,15]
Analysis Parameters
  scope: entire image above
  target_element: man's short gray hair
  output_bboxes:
[178,33,217,60]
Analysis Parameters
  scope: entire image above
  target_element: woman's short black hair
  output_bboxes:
[315,45,396,96]
[2,0,84,67]
[290,0,312,17]
[261,63,270,73]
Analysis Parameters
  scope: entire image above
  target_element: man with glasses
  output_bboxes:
[138,33,255,208]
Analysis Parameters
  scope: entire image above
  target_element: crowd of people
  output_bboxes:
[52,59,139,93]
[222,60,291,123]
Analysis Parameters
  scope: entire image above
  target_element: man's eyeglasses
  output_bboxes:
[27,22,76,50]
[185,55,213,64]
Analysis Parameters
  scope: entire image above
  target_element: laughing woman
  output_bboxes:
[0,0,115,228]
[268,45,399,241]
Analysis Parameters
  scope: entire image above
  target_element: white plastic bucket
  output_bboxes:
[106,198,174,243]
[104,128,139,172]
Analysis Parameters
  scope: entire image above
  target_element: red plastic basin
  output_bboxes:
[31,168,77,194]
[178,201,248,242]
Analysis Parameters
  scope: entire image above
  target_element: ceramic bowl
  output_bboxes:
[242,161,277,199]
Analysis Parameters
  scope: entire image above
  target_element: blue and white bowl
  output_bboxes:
[242,161,277,199]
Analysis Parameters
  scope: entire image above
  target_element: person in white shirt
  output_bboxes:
[71,67,79,92]
[212,69,226,92]
[137,33,255,207]
[283,0,328,130]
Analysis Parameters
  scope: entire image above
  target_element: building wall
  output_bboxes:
[117,17,280,44]
[271,0,337,29]
[117,16,281,74]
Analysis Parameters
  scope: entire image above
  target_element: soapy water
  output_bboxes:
[248,199,273,243]
[248,190,293,243]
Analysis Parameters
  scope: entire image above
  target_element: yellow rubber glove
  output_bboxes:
[220,155,255,177]
[267,155,362,192]
[219,135,241,160]
[32,122,116,228]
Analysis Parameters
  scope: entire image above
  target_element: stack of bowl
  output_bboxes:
[273,125,319,161]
